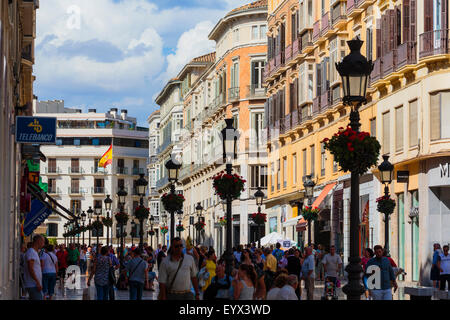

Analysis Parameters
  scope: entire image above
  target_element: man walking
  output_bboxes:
[431,243,442,288]
[321,245,342,297]
[67,243,80,267]
[366,245,397,300]
[301,247,315,300]
[126,248,148,300]
[157,245,167,270]
[158,237,200,300]
[279,275,299,300]
[24,235,45,300]
[437,245,450,291]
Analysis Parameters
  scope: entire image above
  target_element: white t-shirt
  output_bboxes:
[40,251,58,274]
[266,287,281,300]
[279,285,298,300]
[159,254,198,292]
[321,253,343,278]
[439,253,450,275]
[24,248,42,288]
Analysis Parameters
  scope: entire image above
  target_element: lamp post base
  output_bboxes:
[342,256,365,300]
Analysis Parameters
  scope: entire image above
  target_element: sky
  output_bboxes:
[35,0,252,126]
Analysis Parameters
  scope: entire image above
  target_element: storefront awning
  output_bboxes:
[311,182,336,208]
[283,215,307,227]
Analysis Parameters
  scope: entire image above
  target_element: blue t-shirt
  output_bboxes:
[366,257,395,290]
[213,275,234,299]
[272,248,284,261]
[126,257,148,284]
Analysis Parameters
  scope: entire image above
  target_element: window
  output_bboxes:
[277,160,281,190]
[74,139,80,146]
[252,112,264,150]
[56,139,62,146]
[302,149,307,177]
[293,154,297,185]
[382,111,390,154]
[250,165,268,188]
[283,157,287,188]
[252,26,259,40]
[92,138,99,146]
[310,144,315,176]
[94,200,102,211]
[47,223,58,237]
[251,61,266,89]
[409,100,418,147]
[260,25,267,39]
[48,179,56,193]
[430,91,450,140]
[70,200,81,214]
[71,179,80,193]
[233,29,240,43]
[329,38,338,84]
[321,142,326,176]
[71,158,79,173]
[230,60,239,89]
[270,162,275,192]
[333,155,338,173]
[395,106,404,151]
[370,118,376,137]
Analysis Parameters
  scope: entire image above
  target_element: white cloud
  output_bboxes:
[161,21,216,82]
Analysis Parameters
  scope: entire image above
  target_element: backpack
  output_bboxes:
[203,276,231,301]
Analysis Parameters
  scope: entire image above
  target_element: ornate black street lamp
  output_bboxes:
[336,37,373,300]
[94,206,103,254]
[117,187,127,267]
[136,174,148,249]
[165,159,181,244]
[254,187,265,248]
[81,210,86,246]
[195,203,203,246]
[104,195,112,247]
[87,206,93,247]
[303,175,316,246]
[221,118,237,278]
[378,155,394,256]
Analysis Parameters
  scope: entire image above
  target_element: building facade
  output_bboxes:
[0,0,38,300]
[36,102,149,248]
[265,0,450,286]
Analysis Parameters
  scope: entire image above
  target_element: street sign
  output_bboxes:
[16,116,57,144]
[397,171,410,183]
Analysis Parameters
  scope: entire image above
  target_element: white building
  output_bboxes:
[35,101,149,247]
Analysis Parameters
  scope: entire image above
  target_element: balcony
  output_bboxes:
[382,50,397,77]
[116,167,128,175]
[370,58,382,84]
[45,167,61,174]
[312,21,320,43]
[312,96,321,116]
[132,167,145,175]
[292,37,300,57]
[320,13,330,37]
[284,114,291,133]
[285,44,293,63]
[159,138,173,154]
[274,51,285,71]
[331,2,347,28]
[68,167,84,174]
[396,41,417,69]
[247,85,267,99]
[300,30,314,53]
[92,187,106,195]
[228,87,240,102]
[91,167,107,174]
[156,176,169,190]
[291,109,299,128]
[68,187,86,195]
[48,187,61,195]
[320,90,330,112]
[21,43,33,63]
[346,0,364,18]
[419,29,450,59]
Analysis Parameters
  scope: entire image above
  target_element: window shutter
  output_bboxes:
[410,0,417,41]
[294,78,299,110]
[292,13,296,43]
[290,82,294,113]
[403,0,410,43]
[231,64,235,88]
[316,63,321,97]
[430,93,441,140]
[382,14,389,55]
[382,112,391,154]
[376,24,382,58]
[424,0,433,33]
[409,100,418,147]
[389,9,396,51]
[281,23,286,51]
[251,62,256,85]
[395,106,404,151]
[442,0,448,30]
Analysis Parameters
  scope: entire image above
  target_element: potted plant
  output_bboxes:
[301,206,320,222]
[212,171,246,200]
[251,212,267,225]
[115,212,129,225]
[134,206,149,220]
[161,193,185,212]
[176,224,185,232]
[218,217,229,227]
[160,226,168,234]
[323,127,381,175]
[194,221,206,231]
[376,196,396,215]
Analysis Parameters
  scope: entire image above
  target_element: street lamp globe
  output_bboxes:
[104,194,113,211]
[196,202,203,217]
[221,118,237,164]
[81,210,86,223]
[254,187,265,207]
[165,159,181,182]
[303,175,316,198]
[87,206,94,220]
[117,187,128,206]
[336,38,374,106]
[378,155,394,185]
[136,174,148,197]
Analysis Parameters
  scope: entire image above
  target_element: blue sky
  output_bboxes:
[35,0,251,126]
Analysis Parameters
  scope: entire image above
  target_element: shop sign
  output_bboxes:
[16,116,56,144]
[397,171,410,183]
[440,163,449,178]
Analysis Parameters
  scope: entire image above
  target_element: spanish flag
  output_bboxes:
[98,144,113,168]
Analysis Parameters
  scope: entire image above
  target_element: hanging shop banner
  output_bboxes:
[16,116,57,144]
[23,199,53,236]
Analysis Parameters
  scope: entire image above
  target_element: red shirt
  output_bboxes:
[56,250,68,269]
[387,257,397,268]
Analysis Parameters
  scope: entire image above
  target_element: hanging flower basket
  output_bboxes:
[301,206,320,222]
[161,193,185,212]
[148,230,155,236]
[376,196,396,215]
[102,217,113,227]
[212,171,246,200]
[134,206,150,220]
[218,217,233,227]
[91,220,103,231]
[161,226,168,234]
[194,221,206,231]
[176,224,185,232]
[115,212,129,225]
[251,212,267,225]
[323,127,381,175]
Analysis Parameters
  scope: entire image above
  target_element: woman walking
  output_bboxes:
[233,264,256,300]
[201,251,217,292]
[87,246,111,300]
[40,244,58,300]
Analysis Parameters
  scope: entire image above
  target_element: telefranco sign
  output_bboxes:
[16,116,57,144]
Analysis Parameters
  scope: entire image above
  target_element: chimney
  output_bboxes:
[121,109,128,120]
[110,108,118,117]
[88,109,96,113]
